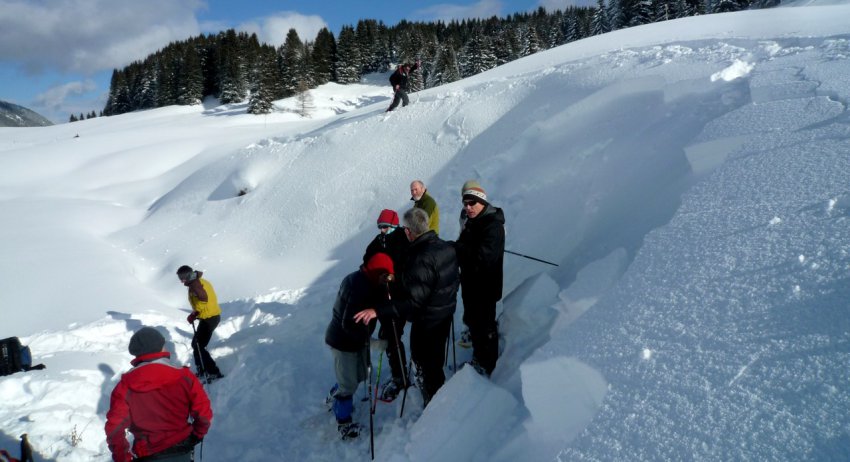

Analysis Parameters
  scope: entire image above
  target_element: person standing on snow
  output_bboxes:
[454,180,505,377]
[325,253,395,439]
[363,209,409,269]
[354,208,460,407]
[410,180,440,235]
[105,326,212,462]
[362,209,411,401]
[177,265,224,382]
[386,61,420,112]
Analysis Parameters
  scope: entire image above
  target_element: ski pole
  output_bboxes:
[504,249,559,266]
[386,280,410,418]
[451,319,456,372]
[366,340,375,460]
[399,359,411,419]
[372,353,383,414]
[392,319,409,419]
[191,321,207,382]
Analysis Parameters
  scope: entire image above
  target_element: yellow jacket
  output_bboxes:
[188,278,221,319]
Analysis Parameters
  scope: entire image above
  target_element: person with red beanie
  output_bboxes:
[355,208,460,407]
[361,209,411,401]
[324,253,395,439]
[105,326,212,462]
[362,209,409,270]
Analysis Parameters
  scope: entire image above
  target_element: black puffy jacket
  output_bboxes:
[455,205,505,302]
[377,231,459,329]
[325,270,380,352]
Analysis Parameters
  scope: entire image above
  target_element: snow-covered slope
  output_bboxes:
[1,4,849,461]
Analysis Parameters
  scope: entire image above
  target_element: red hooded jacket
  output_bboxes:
[105,352,212,461]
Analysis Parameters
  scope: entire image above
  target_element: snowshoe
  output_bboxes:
[457,328,472,348]
[378,377,406,402]
[466,359,489,377]
[337,422,362,440]
[325,384,339,409]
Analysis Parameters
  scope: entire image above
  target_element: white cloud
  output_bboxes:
[0,0,203,74]
[34,80,98,111]
[236,12,328,47]
[411,0,505,22]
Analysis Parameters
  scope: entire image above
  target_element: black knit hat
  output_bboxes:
[128,327,165,356]
[176,265,194,282]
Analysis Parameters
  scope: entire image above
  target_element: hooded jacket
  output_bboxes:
[456,205,505,302]
[377,231,459,329]
[185,272,221,319]
[105,352,212,462]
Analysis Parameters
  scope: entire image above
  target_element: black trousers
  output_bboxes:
[387,89,409,111]
[378,318,408,383]
[410,316,452,405]
[192,315,220,376]
[462,295,499,375]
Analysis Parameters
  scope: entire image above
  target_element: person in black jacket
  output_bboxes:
[362,208,411,401]
[325,253,394,439]
[355,207,460,406]
[454,180,505,377]
[386,61,420,112]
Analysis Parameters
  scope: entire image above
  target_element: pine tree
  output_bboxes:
[629,0,655,26]
[176,43,204,105]
[460,29,497,77]
[592,0,612,35]
[713,0,750,12]
[69,114,78,122]
[218,30,247,104]
[432,42,460,86]
[104,69,131,115]
[279,28,304,96]
[247,47,277,115]
[335,25,361,84]
[312,27,336,84]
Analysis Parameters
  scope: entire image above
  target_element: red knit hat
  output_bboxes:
[364,252,394,282]
[377,209,399,227]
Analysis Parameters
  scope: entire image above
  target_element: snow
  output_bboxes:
[1,3,850,461]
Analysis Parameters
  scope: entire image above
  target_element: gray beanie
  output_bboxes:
[128,327,165,356]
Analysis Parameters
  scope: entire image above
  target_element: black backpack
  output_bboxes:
[0,337,45,377]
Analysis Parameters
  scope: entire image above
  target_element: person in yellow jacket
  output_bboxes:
[177,265,224,382]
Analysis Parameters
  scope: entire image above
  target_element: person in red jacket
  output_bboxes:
[386,61,421,112]
[105,327,212,462]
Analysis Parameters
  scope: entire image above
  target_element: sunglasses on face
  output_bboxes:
[378,225,391,230]
[463,200,478,207]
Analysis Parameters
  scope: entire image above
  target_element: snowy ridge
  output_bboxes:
[1,4,850,461]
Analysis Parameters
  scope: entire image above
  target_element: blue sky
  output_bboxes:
[0,0,583,124]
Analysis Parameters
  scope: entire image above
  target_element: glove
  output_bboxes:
[188,433,203,446]
[187,312,198,323]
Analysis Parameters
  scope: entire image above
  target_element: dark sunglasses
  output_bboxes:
[378,224,391,230]
[462,200,478,207]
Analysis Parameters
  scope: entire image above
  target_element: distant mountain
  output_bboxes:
[0,100,53,127]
